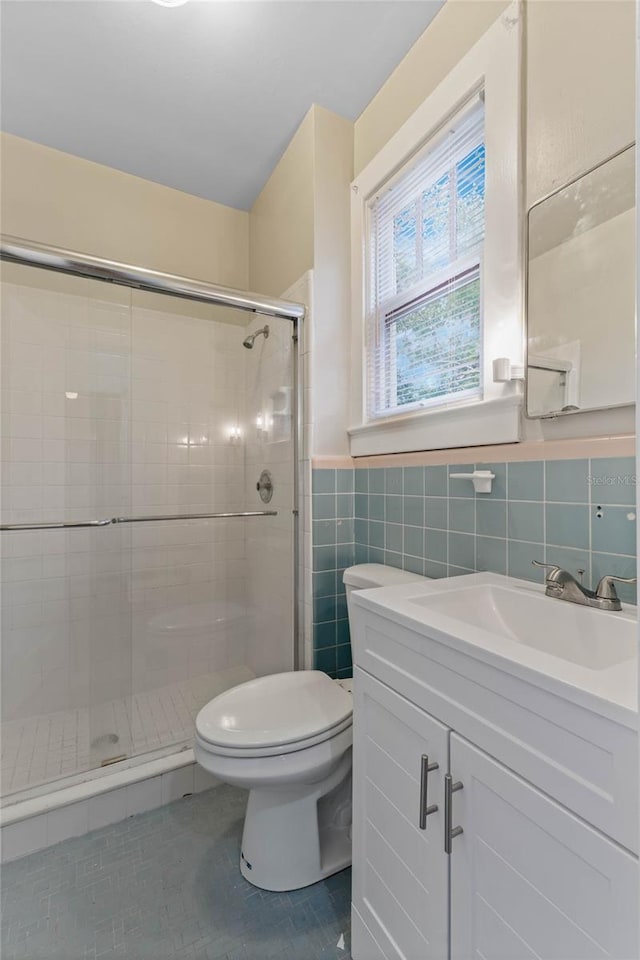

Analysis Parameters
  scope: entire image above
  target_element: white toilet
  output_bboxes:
[194,563,427,891]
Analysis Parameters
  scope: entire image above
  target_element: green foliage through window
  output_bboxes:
[388,270,481,408]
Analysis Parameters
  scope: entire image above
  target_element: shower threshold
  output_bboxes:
[1,739,193,813]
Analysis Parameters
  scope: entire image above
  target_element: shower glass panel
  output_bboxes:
[0,267,296,804]
[119,290,295,762]
[0,264,134,791]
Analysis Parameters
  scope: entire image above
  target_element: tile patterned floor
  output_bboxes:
[1,667,253,800]
[1,784,353,960]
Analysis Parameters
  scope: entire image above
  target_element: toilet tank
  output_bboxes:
[343,563,427,623]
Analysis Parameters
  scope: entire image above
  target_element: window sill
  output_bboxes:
[348,394,522,456]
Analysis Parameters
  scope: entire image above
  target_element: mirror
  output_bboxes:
[526,144,635,418]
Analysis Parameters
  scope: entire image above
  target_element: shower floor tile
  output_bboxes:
[1,666,253,800]
[1,784,352,960]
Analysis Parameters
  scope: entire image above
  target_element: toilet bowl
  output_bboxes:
[194,563,427,892]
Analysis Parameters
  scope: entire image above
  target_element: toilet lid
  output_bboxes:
[195,671,353,750]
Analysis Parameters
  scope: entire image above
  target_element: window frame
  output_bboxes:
[349,1,523,456]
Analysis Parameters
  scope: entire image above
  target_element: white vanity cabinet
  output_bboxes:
[352,671,449,960]
[352,667,639,960]
[449,735,638,960]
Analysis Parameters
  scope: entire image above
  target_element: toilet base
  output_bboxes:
[239,750,352,891]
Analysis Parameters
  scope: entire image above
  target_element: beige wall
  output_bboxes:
[354,0,510,175]
[0,132,249,287]
[248,104,354,456]
[526,0,635,207]
[310,107,354,456]
[248,112,315,298]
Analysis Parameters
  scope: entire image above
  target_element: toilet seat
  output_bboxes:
[196,714,353,758]
[195,670,353,758]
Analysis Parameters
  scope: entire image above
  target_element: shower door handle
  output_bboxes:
[111,511,277,524]
[0,518,113,531]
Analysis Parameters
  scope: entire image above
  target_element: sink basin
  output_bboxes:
[352,571,636,772]
[408,583,636,670]
[352,572,638,716]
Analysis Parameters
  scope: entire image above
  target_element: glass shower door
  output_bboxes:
[0,264,134,797]
[125,292,271,756]
[123,292,296,755]
[1,262,297,803]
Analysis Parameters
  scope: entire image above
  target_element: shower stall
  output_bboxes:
[0,237,303,809]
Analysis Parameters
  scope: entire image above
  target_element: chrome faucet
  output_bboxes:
[531,561,636,611]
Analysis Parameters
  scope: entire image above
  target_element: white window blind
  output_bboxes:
[366,96,485,420]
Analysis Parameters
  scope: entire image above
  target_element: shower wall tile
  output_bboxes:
[311,455,637,677]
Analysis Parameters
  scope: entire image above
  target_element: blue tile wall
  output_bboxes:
[312,469,355,679]
[312,457,637,677]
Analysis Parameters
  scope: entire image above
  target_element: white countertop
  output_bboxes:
[352,572,638,729]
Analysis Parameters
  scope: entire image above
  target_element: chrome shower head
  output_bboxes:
[242,324,270,349]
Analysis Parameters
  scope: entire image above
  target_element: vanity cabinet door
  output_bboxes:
[351,668,449,960]
[449,734,639,960]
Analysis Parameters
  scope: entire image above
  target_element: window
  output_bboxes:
[349,5,522,455]
[367,98,485,420]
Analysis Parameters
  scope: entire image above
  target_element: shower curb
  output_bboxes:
[0,749,219,863]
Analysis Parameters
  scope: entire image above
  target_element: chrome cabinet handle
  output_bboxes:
[444,773,463,854]
[419,754,439,829]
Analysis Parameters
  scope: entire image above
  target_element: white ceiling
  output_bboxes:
[0,0,443,210]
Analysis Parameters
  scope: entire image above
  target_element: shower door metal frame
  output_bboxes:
[1,234,306,672]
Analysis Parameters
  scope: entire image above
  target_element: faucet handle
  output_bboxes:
[595,574,637,601]
[531,560,562,578]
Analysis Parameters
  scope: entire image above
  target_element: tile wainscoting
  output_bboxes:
[311,452,637,676]
[311,468,355,679]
